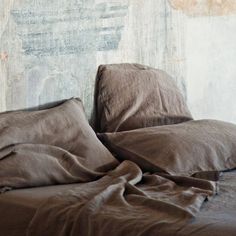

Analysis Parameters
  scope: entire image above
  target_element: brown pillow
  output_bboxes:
[94,63,192,132]
[0,98,118,172]
[99,120,236,176]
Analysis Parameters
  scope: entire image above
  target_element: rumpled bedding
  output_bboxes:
[0,98,118,192]
[0,143,106,190]
[0,97,219,236]
[0,132,217,236]
[27,161,216,236]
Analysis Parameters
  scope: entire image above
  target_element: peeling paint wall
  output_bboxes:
[0,0,186,117]
[1,0,236,123]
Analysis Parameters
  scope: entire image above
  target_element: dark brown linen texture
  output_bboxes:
[0,98,118,190]
[99,119,236,177]
[94,63,192,132]
[0,99,218,236]
[27,161,216,236]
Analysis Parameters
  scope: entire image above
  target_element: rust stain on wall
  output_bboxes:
[169,0,236,16]
[0,52,8,61]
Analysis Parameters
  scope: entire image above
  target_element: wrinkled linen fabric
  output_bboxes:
[93,63,192,132]
[3,170,236,236]
[99,119,236,178]
[0,97,222,236]
[0,98,118,191]
[27,161,216,236]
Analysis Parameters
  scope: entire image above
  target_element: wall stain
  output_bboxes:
[16,27,124,57]
[0,52,8,61]
[169,0,236,16]
[11,2,128,57]
[11,4,129,25]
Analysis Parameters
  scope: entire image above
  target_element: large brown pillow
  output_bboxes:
[94,63,192,132]
[99,120,236,177]
[0,98,118,172]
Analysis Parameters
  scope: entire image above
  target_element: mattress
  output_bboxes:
[0,171,236,236]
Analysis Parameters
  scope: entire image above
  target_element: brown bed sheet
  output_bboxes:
[179,170,236,236]
[0,183,84,236]
[0,171,235,236]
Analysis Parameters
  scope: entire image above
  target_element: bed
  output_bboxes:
[0,64,236,236]
[1,170,236,236]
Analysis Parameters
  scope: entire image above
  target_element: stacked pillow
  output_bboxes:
[95,63,236,178]
[2,63,236,186]
[99,120,236,178]
[0,98,119,190]
[93,63,192,132]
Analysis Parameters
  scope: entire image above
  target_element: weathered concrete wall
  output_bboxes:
[185,15,236,123]
[1,0,236,123]
[0,0,186,117]
[170,0,236,124]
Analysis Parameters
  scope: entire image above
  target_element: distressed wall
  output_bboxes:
[1,0,236,123]
[0,0,186,117]
[170,0,236,124]
[186,15,236,123]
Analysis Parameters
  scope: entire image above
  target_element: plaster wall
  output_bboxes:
[0,0,185,117]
